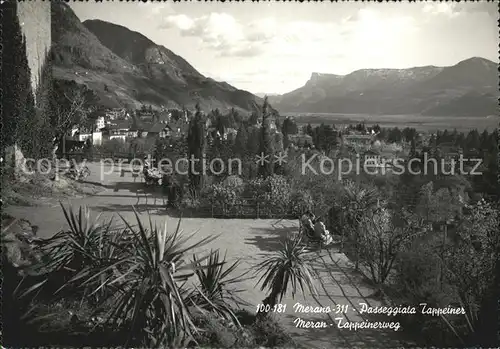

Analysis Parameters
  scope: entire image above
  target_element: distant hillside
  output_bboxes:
[255,92,280,98]
[51,3,264,113]
[270,57,498,116]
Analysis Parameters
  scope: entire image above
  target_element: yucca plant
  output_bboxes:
[18,203,119,302]
[255,234,316,319]
[72,208,219,347]
[188,249,249,326]
[1,217,20,250]
[340,180,380,269]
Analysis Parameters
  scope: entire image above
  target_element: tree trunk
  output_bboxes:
[257,291,278,321]
[354,227,360,271]
[339,214,344,253]
[257,270,284,321]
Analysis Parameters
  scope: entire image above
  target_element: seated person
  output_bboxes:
[300,212,315,238]
[143,156,150,168]
[314,218,333,245]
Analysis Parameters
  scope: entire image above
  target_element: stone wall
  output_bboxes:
[17,1,51,92]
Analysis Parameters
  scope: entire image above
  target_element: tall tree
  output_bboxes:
[48,80,98,154]
[1,0,32,151]
[226,108,236,128]
[21,90,38,158]
[282,131,290,150]
[213,108,225,139]
[305,123,314,136]
[247,127,260,157]
[465,129,481,151]
[249,111,259,126]
[387,127,403,143]
[479,130,490,151]
[323,124,337,153]
[281,121,289,151]
[187,103,205,190]
[234,123,248,156]
[409,138,417,158]
[16,35,37,157]
[258,96,273,178]
[33,48,54,159]
[282,117,298,135]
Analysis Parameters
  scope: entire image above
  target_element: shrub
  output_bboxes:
[392,241,460,345]
[244,175,291,216]
[289,189,314,217]
[222,175,244,189]
[356,207,426,285]
[251,315,297,348]
[180,186,202,210]
[244,177,268,201]
[201,183,243,215]
[268,175,291,212]
[393,242,441,296]
[96,139,129,155]
[192,313,243,348]
[192,310,297,348]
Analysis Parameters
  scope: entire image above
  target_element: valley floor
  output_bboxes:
[292,113,500,133]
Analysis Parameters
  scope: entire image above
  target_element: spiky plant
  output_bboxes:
[255,234,316,319]
[340,181,380,269]
[72,208,219,347]
[189,250,249,326]
[18,204,118,302]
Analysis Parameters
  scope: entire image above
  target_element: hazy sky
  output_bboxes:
[70,2,498,94]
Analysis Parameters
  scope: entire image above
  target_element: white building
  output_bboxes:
[92,131,102,145]
[76,131,103,146]
[109,134,127,142]
[95,116,105,130]
[224,127,238,141]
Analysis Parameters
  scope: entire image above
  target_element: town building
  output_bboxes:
[362,148,396,174]
[342,134,374,147]
[137,111,155,122]
[95,116,106,131]
[224,127,238,141]
[147,122,171,139]
[288,134,314,148]
[105,108,127,120]
[102,120,132,142]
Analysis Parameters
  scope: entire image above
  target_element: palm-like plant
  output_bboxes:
[340,180,380,269]
[19,204,118,301]
[342,180,380,223]
[11,204,246,347]
[188,250,249,326]
[255,234,316,319]
[72,208,219,347]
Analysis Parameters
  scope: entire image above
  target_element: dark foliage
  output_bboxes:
[1,1,38,157]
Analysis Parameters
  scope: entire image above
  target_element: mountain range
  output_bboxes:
[269,57,498,116]
[51,2,263,113]
[52,2,497,117]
